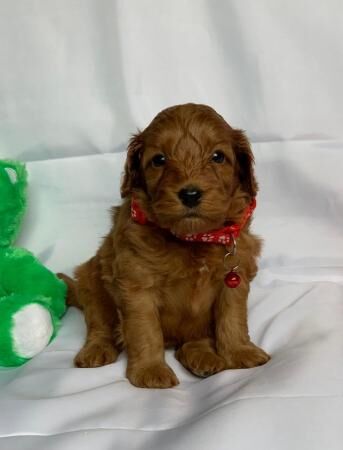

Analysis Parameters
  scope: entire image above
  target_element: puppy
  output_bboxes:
[61,103,270,388]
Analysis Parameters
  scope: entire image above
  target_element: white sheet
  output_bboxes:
[0,1,343,449]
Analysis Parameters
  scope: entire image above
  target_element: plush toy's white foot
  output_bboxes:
[12,304,54,359]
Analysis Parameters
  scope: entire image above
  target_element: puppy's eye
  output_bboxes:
[151,154,166,167]
[211,150,225,164]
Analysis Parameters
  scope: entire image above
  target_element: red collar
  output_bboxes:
[131,197,256,245]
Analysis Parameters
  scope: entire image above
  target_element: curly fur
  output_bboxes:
[59,103,270,388]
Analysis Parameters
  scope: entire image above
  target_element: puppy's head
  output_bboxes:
[121,103,257,235]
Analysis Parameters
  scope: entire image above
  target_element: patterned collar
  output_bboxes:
[131,196,256,246]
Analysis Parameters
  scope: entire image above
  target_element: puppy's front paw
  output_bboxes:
[224,343,270,369]
[176,346,226,378]
[74,338,119,368]
[127,362,179,388]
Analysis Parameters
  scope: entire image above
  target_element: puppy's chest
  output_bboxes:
[161,249,225,315]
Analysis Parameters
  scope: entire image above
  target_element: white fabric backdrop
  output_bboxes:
[0,0,342,161]
[0,1,343,449]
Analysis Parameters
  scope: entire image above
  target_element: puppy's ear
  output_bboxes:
[232,129,258,198]
[121,132,144,198]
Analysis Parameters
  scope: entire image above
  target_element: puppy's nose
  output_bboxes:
[178,186,202,208]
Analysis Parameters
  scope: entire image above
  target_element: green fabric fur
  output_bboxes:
[0,160,27,247]
[0,247,66,318]
[0,159,67,367]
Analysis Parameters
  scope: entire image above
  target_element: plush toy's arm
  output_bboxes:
[0,247,66,318]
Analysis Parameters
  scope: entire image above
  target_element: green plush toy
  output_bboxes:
[0,160,66,366]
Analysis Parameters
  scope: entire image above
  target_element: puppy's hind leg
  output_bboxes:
[72,257,120,368]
